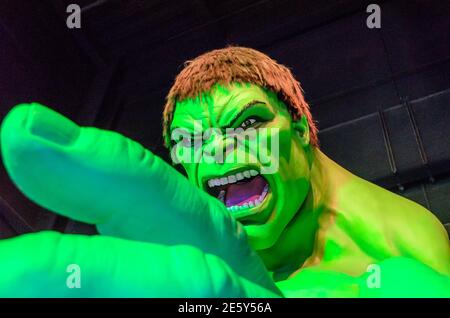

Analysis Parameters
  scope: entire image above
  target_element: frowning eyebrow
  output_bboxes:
[224,100,266,128]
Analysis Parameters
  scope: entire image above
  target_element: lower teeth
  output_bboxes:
[226,184,269,212]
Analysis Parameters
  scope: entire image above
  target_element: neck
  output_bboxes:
[258,148,347,279]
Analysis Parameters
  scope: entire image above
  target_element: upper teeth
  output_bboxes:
[207,169,259,188]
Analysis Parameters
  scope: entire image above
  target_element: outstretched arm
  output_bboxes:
[277,257,450,298]
[0,103,281,297]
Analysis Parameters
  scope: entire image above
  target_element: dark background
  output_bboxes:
[0,0,449,238]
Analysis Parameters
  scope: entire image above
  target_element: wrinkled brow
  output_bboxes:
[220,100,266,128]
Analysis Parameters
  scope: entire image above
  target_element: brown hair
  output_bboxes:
[162,46,318,147]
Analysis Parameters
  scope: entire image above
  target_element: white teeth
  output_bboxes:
[225,182,269,213]
[210,170,267,212]
[218,190,225,202]
[262,184,268,195]
[207,169,260,188]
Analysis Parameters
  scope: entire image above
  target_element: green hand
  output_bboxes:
[358,257,450,298]
[0,231,279,297]
[278,257,450,298]
[0,103,281,297]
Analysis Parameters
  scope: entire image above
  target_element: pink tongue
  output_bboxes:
[225,175,267,207]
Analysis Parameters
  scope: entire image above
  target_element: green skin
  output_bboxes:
[0,82,449,297]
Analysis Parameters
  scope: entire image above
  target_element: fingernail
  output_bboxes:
[28,103,80,146]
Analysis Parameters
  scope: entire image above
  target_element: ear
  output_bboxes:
[292,115,310,147]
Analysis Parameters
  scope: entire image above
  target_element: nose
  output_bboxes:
[203,129,235,165]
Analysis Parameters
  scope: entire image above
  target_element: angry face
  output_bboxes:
[169,83,313,250]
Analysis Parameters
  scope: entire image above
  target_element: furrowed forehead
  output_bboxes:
[170,92,212,133]
[170,83,275,132]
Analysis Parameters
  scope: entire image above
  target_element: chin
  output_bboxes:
[199,163,308,251]
[244,221,282,250]
[245,181,310,251]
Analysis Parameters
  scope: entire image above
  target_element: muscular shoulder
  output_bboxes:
[336,175,450,275]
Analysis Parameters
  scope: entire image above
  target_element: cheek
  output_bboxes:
[286,145,310,181]
[275,123,310,181]
[269,115,293,160]
[253,118,292,175]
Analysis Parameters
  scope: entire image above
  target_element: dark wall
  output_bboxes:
[0,0,96,236]
[0,0,449,238]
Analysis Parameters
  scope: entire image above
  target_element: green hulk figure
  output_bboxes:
[0,47,449,297]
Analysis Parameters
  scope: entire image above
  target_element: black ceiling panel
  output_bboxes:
[318,114,393,186]
[1,0,449,235]
[379,0,450,74]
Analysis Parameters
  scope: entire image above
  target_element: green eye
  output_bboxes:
[240,118,257,129]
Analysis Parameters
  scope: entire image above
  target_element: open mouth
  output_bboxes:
[205,169,270,214]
